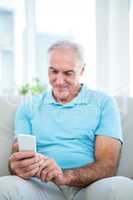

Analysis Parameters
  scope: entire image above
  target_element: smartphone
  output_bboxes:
[16,134,36,152]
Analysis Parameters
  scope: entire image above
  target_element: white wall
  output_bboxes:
[96,0,129,96]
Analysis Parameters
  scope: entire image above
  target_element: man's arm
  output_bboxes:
[54,136,121,187]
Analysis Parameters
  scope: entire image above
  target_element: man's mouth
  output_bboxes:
[54,86,69,92]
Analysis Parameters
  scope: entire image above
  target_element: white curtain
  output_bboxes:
[96,0,129,96]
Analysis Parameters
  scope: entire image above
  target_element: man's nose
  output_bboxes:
[56,73,65,84]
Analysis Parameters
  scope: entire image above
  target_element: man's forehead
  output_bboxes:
[49,66,77,72]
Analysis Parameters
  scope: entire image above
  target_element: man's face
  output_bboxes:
[48,48,84,102]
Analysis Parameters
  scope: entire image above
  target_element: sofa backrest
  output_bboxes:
[116,97,133,178]
[0,95,133,177]
[0,96,20,176]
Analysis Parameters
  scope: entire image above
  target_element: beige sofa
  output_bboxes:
[0,95,133,179]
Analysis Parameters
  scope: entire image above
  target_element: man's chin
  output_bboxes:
[55,92,69,101]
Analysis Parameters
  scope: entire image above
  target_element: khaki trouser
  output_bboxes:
[0,175,133,200]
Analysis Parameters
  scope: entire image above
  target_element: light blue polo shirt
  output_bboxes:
[15,84,123,169]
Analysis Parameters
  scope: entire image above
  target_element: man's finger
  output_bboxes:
[40,168,50,181]
[12,142,19,153]
[19,167,39,180]
[46,170,58,182]
[10,151,35,161]
[13,156,40,168]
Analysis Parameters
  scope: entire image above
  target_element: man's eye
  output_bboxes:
[64,72,74,76]
[50,70,58,74]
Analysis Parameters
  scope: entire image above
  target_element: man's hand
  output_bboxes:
[9,143,44,179]
[9,143,63,182]
[52,173,69,185]
[36,157,64,183]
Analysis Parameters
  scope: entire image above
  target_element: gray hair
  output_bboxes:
[48,40,84,64]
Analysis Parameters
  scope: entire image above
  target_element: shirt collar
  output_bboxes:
[43,84,90,107]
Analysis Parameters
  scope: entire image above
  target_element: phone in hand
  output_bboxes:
[16,134,36,152]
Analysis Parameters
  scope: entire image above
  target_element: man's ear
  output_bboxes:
[80,64,85,75]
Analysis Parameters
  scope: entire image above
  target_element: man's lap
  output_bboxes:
[0,176,133,200]
[74,176,133,200]
[0,175,66,200]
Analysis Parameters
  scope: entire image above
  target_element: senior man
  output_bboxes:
[0,40,133,200]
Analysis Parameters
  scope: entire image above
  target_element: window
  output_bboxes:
[0,9,14,90]
[0,0,96,94]
[0,0,25,94]
[129,0,133,97]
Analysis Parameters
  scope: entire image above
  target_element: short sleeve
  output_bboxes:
[14,101,32,136]
[95,97,123,143]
